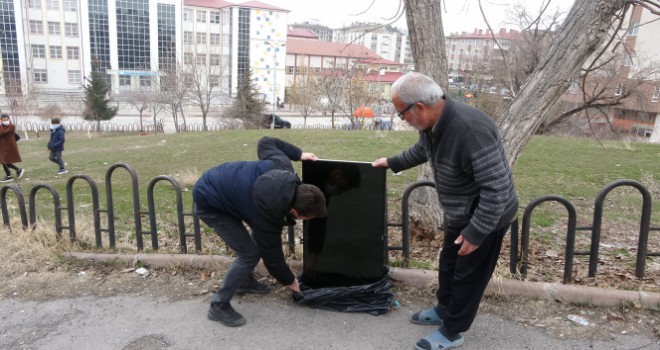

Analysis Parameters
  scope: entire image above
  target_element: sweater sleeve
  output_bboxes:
[386,136,428,173]
[460,138,513,246]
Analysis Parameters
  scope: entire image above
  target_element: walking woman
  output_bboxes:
[0,114,24,182]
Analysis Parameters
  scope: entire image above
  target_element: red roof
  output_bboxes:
[355,58,403,66]
[287,28,318,39]
[286,38,379,59]
[184,0,234,9]
[235,1,289,12]
[362,71,406,83]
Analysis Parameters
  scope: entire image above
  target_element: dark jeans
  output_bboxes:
[2,163,19,176]
[434,223,509,334]
[196,207,260,304]
[49,150,65,169]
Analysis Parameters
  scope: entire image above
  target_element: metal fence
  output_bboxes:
[1,163,657,283]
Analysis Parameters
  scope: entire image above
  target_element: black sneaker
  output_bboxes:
[0,176,13,182]
[236,278,271,294]
[207,302,246,327]
[16,168,24,179]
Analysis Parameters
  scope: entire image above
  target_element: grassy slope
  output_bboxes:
[11,130,660,243]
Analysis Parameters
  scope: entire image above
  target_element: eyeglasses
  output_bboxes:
[397,103,415,120]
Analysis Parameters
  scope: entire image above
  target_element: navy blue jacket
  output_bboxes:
[193,137,303,285]
[47,126,65,151]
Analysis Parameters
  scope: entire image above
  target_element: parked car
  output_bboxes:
[262,114,291,129]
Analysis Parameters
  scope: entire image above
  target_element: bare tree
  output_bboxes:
[399,0,660,234]
[186,47,230,131]
[287,66,321,126]
[159,62,191,132]
[318,65,374,128]
[118,88,150,133]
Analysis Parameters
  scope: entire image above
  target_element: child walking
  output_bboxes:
[47,118,67,175]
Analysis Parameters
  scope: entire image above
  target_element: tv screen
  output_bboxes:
[301,160,387,288]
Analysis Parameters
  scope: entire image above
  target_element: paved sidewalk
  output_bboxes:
[64,252,660,309]
[1,293,656,350]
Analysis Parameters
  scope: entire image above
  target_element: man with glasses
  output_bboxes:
[372,72,518,350]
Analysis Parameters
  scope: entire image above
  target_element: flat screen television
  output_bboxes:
[301,160,387,288]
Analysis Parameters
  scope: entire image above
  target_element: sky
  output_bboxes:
[260,0,576,34]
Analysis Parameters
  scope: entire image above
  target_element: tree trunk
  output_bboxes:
[499,0,628,166]
[403,0,449,235]
[402,0,629,235]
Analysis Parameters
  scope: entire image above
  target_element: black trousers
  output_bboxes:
[434,223,509,334]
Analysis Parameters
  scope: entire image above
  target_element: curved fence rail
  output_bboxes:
[0,168,657,284]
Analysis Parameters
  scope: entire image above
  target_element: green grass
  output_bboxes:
[10,130,660,251]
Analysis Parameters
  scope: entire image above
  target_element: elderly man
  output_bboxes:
[372,72,518,349]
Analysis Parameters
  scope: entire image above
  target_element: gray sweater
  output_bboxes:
[387,97,518,246]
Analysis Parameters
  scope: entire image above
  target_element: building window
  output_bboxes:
[615,83,624,96]
[116,0,150,70]
[29,0,41,9]
[117,78,130,90]
[48,21,61,35]
[63,0,76,12]
[47,0,59,10]
[210,33,221,45]
[184,53,192,64]
[140,76,151,87]
[119,75,131,87]
[196,32,206,45]
[210,11,221,24]
[209,54,220,65]
[184,31,193,44]
[210,75,220,86]
[184,9,193,22]
[32,44,46,58]
[50,45,62,59]
[629,22,639,36]
[30,20,44,35]
[196,54,206,65]
[653,86,659,103]
[68,70,80,83]
[34,69,48,83]
[67,46,79,59]
[64,23,78,37]
[197,10,206,23]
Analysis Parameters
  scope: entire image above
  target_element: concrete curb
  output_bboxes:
[63,252,660,310]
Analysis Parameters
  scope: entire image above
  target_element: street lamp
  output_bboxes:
[265,41,286,129]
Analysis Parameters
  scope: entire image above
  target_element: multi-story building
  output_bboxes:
[0,0,183,106]
[290,21,332,42]
[445,28,520,85]
[333,22,413,70]
[284,37,379,88]
[0,0,290,111]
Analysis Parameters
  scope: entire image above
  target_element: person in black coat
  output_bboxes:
[193,136,326,327]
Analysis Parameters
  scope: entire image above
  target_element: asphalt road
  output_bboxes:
[1,294,656,350]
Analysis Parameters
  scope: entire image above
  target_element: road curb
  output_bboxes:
[64,252,660,310]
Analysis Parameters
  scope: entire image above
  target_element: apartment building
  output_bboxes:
[445,28,521,84]
[333,22,412,70]
[0,0,289,110]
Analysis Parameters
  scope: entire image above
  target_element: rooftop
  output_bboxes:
[286,38,379,59]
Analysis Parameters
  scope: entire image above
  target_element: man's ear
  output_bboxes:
[289,208,298,219]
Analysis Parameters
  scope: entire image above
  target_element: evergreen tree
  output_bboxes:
[227,65,263,127]
[83,59,118,130]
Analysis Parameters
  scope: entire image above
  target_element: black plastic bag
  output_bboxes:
[292,271,394,315]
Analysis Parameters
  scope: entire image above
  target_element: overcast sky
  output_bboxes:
[259,0,576,33]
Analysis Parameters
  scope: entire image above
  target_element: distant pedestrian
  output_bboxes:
[47,117,67,175]
[0,114,24,182]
